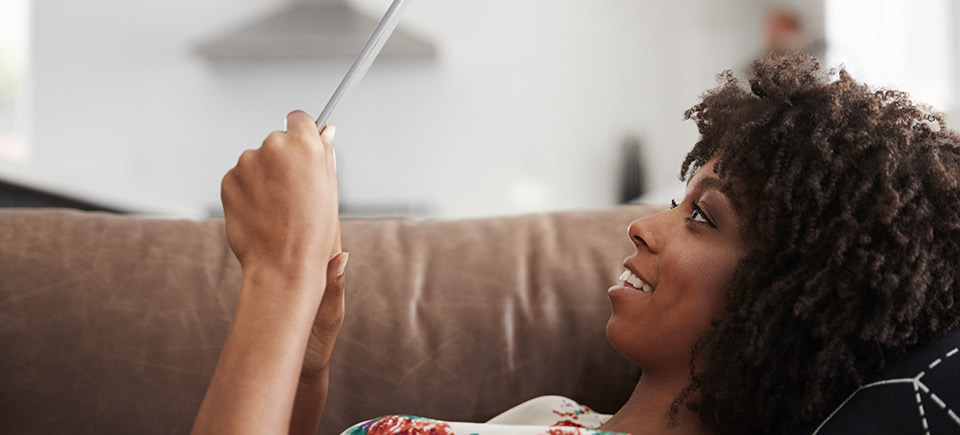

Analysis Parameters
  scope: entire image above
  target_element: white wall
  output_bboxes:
[825,0,956,112]
[30,0,783,218]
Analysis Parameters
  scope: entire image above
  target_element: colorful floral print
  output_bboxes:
[340,396,629,435]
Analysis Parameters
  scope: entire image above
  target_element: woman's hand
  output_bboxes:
[193,111,342,435]
[221,110,339,278]
[302,242,349,382]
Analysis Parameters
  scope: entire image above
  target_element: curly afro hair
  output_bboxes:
[677,53,960,434]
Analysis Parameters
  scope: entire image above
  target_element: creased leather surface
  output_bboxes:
[0,205,663,434]
[0,209,241,434]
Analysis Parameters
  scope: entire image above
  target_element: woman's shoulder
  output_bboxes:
[342,396,622,435]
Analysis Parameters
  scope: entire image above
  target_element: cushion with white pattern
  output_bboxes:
[808,327,960,434]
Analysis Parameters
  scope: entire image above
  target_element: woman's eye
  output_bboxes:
[691,207,709,223]
[670,199,679,209]
[687,203,718,228]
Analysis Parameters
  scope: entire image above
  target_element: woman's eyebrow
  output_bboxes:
[694,176,724,192]
[692,176,738,212]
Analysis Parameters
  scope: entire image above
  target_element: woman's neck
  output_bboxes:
[598,370,713,435]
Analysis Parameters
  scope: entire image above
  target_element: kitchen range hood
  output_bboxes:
[196,0,434,59]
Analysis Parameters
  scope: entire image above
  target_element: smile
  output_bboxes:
[619,270,655,293]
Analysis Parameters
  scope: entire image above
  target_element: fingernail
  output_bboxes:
[335,252,349,277]
[324,125,336,141]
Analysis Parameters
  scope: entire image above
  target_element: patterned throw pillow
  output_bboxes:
[808,327,960,435]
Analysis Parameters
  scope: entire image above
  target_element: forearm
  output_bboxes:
[289,369,331,435]
[193,266,326,435]
[289,247,347,435]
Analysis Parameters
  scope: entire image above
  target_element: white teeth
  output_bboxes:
[619,269,654,293]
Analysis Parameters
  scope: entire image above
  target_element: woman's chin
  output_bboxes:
[604,317,635,363]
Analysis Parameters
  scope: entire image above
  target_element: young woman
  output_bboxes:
[191,53,960,435]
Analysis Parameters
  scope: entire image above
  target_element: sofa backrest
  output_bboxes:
[0,206,655,434]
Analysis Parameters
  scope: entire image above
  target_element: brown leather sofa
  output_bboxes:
[0,205,659,434]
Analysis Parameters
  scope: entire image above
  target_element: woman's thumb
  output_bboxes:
[326,251,349,289]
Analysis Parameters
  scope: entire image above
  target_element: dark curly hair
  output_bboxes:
[676,53,960,434]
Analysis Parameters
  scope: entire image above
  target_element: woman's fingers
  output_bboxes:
[320,251,348,324]
[220,110,339,278]
[317,251,348,343]
[319,125,336,147]
[285,110,318,133]
[301,251,349,381]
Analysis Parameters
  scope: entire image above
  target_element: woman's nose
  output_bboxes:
[628,214,664,254]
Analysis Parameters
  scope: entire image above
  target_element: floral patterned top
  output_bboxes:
[341,395,628,435]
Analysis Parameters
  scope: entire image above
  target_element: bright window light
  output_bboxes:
[0,0,30,163]
[826,0,955,111]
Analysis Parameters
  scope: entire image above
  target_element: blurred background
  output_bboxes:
[0,0,956,219]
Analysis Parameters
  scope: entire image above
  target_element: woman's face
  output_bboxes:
[606,156,745,373]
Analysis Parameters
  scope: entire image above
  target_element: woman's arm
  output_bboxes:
[290,371,331,435]
[193,266,326,434]
[290,244,348,435]
[192,111,340,435]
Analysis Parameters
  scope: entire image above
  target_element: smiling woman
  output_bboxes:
[606,157,745,386]
[192,53,960,435]
[665,53,960,433]
[601,157,747,434]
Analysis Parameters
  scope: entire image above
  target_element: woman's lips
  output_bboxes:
[618,269,654,293]
[608,269,655,297]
